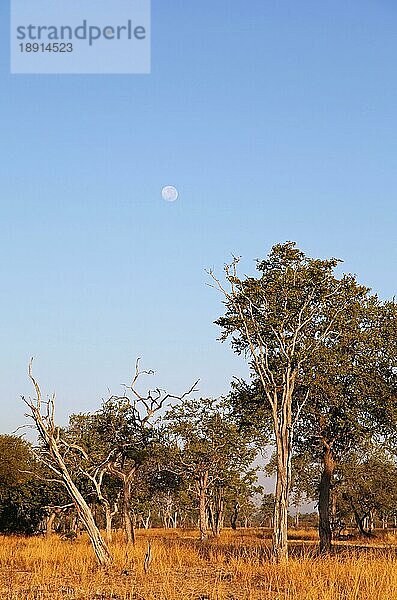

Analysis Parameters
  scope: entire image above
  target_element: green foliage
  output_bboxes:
[165,397,259,513]
[335,448,397,534]
[0,435,67,534]
[215,242,361,383]
[0,435,33,487]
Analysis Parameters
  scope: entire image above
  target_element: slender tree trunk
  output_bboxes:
[272,386,293,563]
[355,512,371,537]
[46,512,56,537]
[272,456,289,562]
[231,502,239,530]
[105,505,113,542]
[369,510,375,533]
[141,510,151,529]
[209,487,224,537]
[108,464,136,545]
[104,501,119,543]
[348,498,372,538]
[198,471,208,540]
[318,440,335,553]
[123,482,135,544]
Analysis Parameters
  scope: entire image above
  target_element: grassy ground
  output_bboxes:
[1,528,397,599]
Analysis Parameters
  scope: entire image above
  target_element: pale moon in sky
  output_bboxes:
[162,185,179,202]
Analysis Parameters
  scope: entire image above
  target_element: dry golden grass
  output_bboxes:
[1,528,397,599]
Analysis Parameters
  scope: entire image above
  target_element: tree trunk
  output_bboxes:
[141,510,151,529]
[355,511,371,537]
[105,505,113,542]
[318,440,335,553]
[272,392,293,563]
[369,510,375,533]
[348,498,373,538]
[231,502,239,530]
[107,463,136,545]
[123,482,135,544]
[46,512,56,537]
[209,486,224,537]
[272,459,289,562]
[104,501,119,543]
[198,471,208,540]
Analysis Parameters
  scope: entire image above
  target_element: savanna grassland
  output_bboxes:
[1,528,397,600]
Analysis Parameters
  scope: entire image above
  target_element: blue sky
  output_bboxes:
[0,1,396,433]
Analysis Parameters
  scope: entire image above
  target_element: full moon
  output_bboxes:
[162,185,179,202]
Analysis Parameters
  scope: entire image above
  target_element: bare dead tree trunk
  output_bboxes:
[318,440,335,553]
[23,362,112,567]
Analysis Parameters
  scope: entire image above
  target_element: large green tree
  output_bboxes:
[210,241,376,561]
[293,296,397,551]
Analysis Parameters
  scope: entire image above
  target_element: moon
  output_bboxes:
[162,185,179,202]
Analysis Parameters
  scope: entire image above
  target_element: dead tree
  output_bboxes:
[22,360,112,567]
